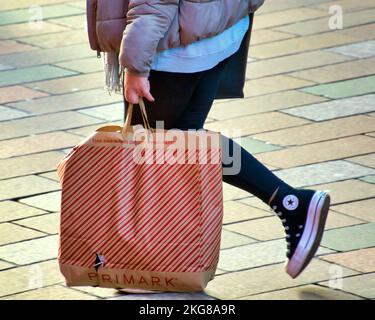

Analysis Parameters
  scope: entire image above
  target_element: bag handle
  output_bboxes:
[122,97,155,136]
[122,71,155,137]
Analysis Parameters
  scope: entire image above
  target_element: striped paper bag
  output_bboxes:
[56,98,224,292]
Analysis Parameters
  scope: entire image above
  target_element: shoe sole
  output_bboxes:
[286,190,331,279]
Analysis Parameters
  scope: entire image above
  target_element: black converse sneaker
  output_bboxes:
[268,185,331,279]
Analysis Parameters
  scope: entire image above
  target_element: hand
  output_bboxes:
[124,72,155,104]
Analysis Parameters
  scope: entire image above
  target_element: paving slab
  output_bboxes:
[234,135,282,154]
[309,179,375,205]
[0,223,45,246]
[220,229,257,250]
[347,153,375,169]
[250,29,295,45]
[312,0,375,12]
[339,23,375,41]
[209,90,327,121]
[325,40,375,59]
[218,239,333,272]
[360,175,375,184]
[54,57,103,74]
[223,182,257,202]
[0,260,64,297]
[17,29,87,49]
[325,211,366,230]
[332,199,375,222]
[0,201,47,223]
[225,216,284,241]
[48,14,86,29]
[242,284,362,300]
[256,135,375,169]
[4,284,97,300]
[0,131,83,159]
[205,259,358,299]
[0,40,36,55]
[321,248,375,273]
[26,72,104,95]
[0,260,13,271]
[246,50,352,80]
[0,105,30,122]
[15,212,60,235]
[273,160,375,188]
[205,112,310,139]
[0,43,93,68]
[282,94,375,121]
[8,88,123,114]
[0,175,60,201]
[0,4,83,26]
[0,235,58,265]
[0,151,67,180]
[0,65,77,87]
[0,111,103,140]
[38,171,59,182]
[18,191,61,213]
[0,85,48,104]
[301,75,375,99]
[253,7,327,30]
[250,32,357,59]
[275,8,375,36]
[322,223,375,251]
[223,200,272,225]
[77,103,124,121]
[290,57,375,84]
[243,75,314,97]
[0,21,69,40]
[252,115,375,147]
[319,273,375,299]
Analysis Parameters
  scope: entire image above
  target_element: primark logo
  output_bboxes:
[87,272,177,287]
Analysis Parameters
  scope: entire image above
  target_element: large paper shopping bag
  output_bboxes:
[56,98,224,292]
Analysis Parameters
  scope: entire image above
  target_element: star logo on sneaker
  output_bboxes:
[283,195,299,210]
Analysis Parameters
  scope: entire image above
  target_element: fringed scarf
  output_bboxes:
[103,51,125,95]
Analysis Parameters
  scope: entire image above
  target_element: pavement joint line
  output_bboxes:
[57,284,106,299]
[286,65,375,86]
[280,110,372,124]
[0,15,84,28]
[270,17,375,37]
[0,188,61,203]
[246,48,357,68]
[316,256,372,275]
[0,147,74,160]
[0,257,57,270]
[10,221,55,236]
[0,281,67,300]
[220,230,260,245]
[313,282,370,301]
[0,208,56,224]
[298,73,375,91]
[343,158,375,172]
[264,155,375,172]
[222,214,275,227]
[252,37,375,60]
[251,131,375,149]
[0,233,52,249]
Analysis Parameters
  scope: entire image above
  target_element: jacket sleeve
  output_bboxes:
[119,0,179,77]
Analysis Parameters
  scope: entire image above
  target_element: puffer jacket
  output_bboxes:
[87,0,265,78]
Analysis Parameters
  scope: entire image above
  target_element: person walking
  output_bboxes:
[87,0,331,279]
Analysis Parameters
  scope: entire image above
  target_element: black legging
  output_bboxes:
[123,54,292,205]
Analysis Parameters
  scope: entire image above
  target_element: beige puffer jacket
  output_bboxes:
[87,0,265,78]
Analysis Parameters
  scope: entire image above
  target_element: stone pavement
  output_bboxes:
[0,0,374,300]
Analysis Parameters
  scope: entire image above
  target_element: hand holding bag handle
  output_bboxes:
[122,97,155,138]
[122,70,155,138]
